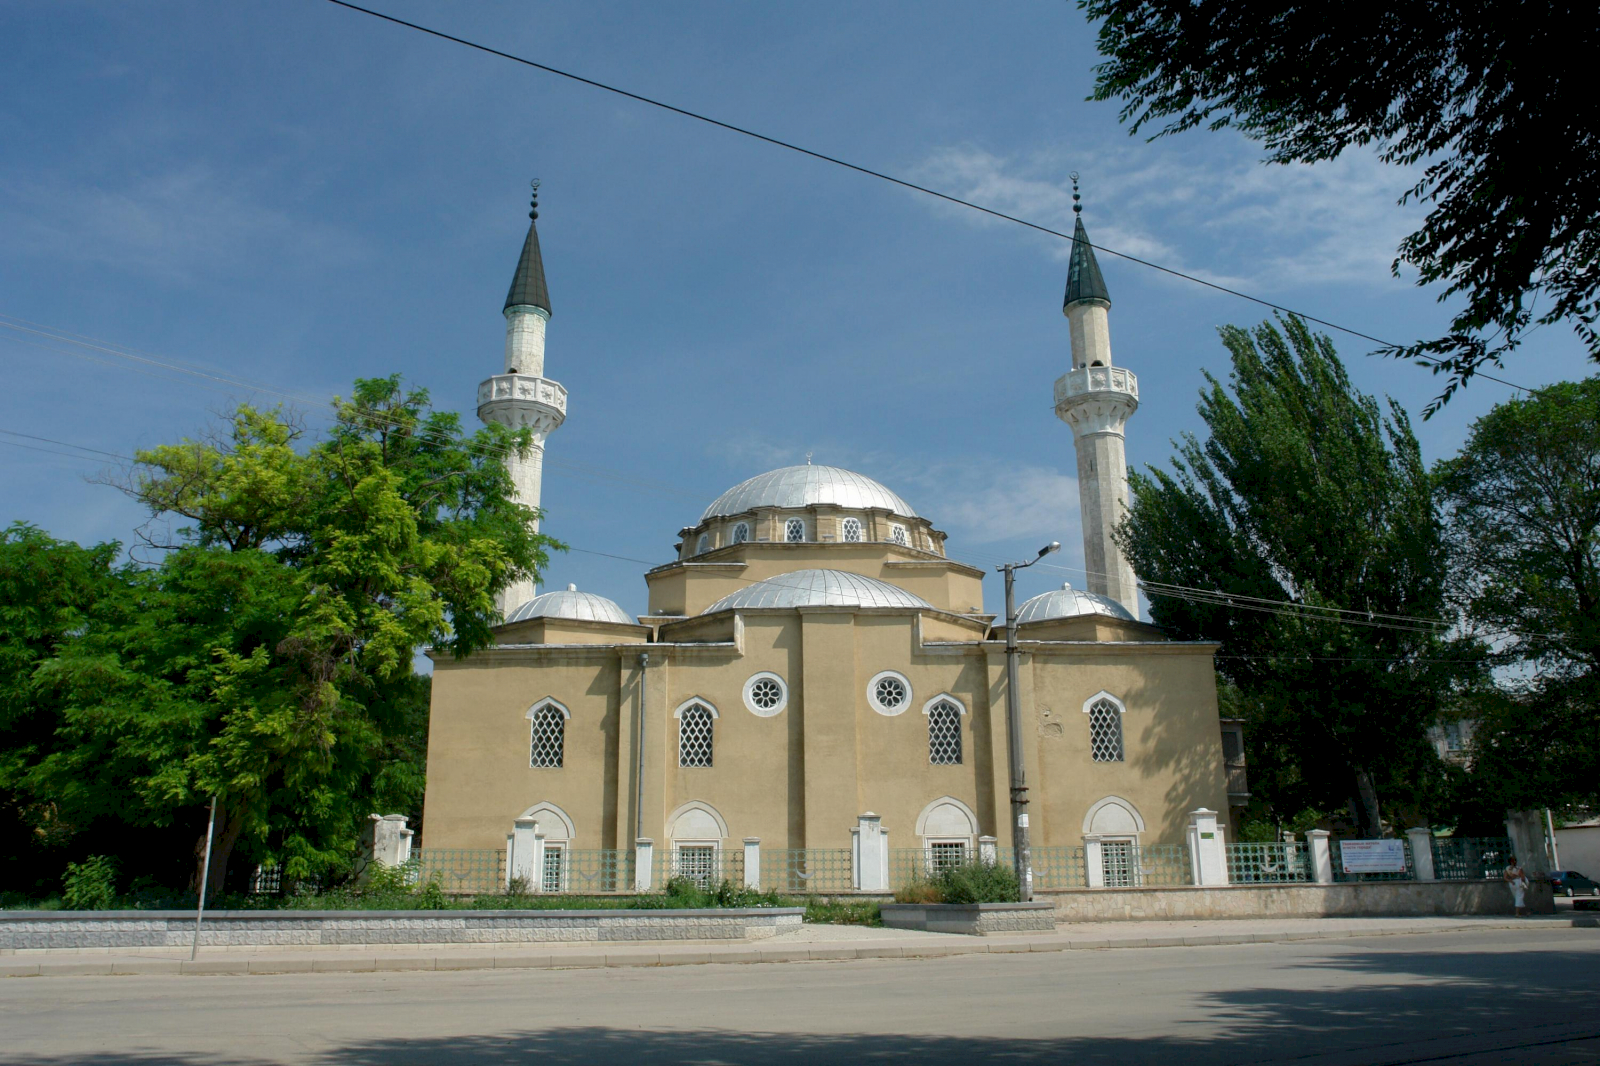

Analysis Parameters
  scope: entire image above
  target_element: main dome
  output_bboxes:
[702,569,933,613]
[1015,582,1136,625]
[505,584,635,626]
[701,465,918,522]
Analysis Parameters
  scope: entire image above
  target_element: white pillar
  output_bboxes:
[1407,827,1436,881]
[367,814,410,868]
[1307,829,1334,884]
[979,835,998,866]
[1505,810,1550,877]
[1084,834,1105,888]
[852,813,889,892]
[743,838,761,890]
[510,817,542,889]
[1188,808,1229,886]
[634,837,655,892]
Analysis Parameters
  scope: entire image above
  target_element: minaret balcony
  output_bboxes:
[1054,365,1139,408]
[1054,365,1139,435]
[477,373,567,434]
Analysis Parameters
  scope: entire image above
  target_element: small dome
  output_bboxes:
[1015,582,1135,624]
[505,584,634,626]
[701,465,918,522]
[703,569,932,613]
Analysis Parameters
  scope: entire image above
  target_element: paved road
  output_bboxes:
[2,926,1597,1065]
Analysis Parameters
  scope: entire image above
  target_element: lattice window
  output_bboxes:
[1102,840,1133,887]
[731,523,750,544]
[785,518,806,542]
[928,700,963,764]
[679,704,714,767]
[1089,698,1124,762]
[530,704,565,768]
[540,845,565,893]
[891,524,909,547]
[696,533,710,555]
[873,675,908,712]
[929,841,967,872]
[747,675,784,714]
[841,517,863,543]
[676,845,716,886]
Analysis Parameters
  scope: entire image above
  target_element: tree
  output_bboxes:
[1117,316,1484,835]
[15,377,555,897]
[1081,0,1600,411]
[1435,377,1600,815]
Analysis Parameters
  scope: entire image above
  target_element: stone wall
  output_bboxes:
[1042,880,1554,921]
[881,902,1056,935]
[0,908,803,952]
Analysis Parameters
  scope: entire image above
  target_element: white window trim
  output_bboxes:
[540,841,568,893]
[866,670,913,716]
[925,695,965,766]
[921,692,968,718]
[841,516,863,543]
[671,840,723,884]
[742,672,788,717]
[1080,690,1127,715]
[914,796,980,841]
[673,697,720,720]
[526,698,569,770]
[1081,795,1146,835]
[674,699,717,769]
[696,533,710,555]
[731,522,750,544]
[924,837,973,873]
[890,523,909,547]
[1084,691,1126,763]
[525,697,571,721]
[784,517,807,543]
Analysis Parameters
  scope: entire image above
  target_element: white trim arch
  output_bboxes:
[673,697,721,719]
[1080,690,1126,715]
[667,800,729,842]
[915,796,979,839]
[1081,796,1145,837]
[516,801,575,841]
[525,697,571,721]
[921,693,968,717]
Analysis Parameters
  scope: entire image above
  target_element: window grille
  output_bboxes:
[540,845,566,893]
[679,704,714,767]
[731,523,750,544]
[749,677,783,711]
[530,704,565,768]
[1102,840,1133,887]
[696,533,710,555]
[928,700,962,764]
[676,845,716,886]
[1089,698,1124,762]
[873,675,907,711]
[785,518,806,542]
[929,841,967,871]
[891,524,909,547]
[841,517,862,543]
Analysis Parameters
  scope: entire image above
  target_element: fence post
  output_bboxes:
[1504,810,1550,877]
[1407,828,1436,881]
[1084,835,1105,888]
[1306,829,1334,884]
[852,813,888,891]
[509,817,540,889]
[743,838,761,890]
[366,814,411,868]
[504,834,515,890]
[634,838,654,892]
[979,835,998,866]
[1188,808,1229,886]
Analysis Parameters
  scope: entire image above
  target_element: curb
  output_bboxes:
[1,918,1590,979]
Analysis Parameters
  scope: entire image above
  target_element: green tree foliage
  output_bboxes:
[1081,0,1600,410]
[1117,317,1484,835]
[1435,378,1600,817]
[2,377,555,899]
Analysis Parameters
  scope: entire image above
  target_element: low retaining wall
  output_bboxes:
[881,902,1055,936]
[0,908,804,952]
[1042,880,1554,921]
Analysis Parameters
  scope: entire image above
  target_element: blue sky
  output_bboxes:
[3,0,1593,627]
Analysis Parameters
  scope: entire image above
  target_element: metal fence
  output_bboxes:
[1225,841,1312,884]
[1030,846,1088,889]
[759,848,854,894]
[1331,837,1415,882]
[540,849,634,894]
[1432,837,1513,881]
[661,844,745,889]
[1123,843,1192,887]
[411,848,506,894]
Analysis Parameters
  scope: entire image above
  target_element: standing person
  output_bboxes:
[1504,857,1529,917]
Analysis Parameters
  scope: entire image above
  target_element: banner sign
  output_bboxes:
[1340,839,1407,873]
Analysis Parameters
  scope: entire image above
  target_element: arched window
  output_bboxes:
[841,517,862,543]
[678,702,715,767]
[1088,697,1125,762]
[785,518,806,543]
[731,522,750,544]
[891,524,909,547]
[696,533,710,555]
[928,700,963,765]
[528,702,567,768]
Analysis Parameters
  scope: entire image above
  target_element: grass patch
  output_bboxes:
[893,861,1020,904]
[803,897,882,926]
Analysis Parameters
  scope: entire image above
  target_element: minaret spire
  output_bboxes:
[1053,181,1140,615]
[479,179,568,616]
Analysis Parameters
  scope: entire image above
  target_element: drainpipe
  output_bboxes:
[635,652,649,842]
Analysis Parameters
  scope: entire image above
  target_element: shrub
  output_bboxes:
[62,856,118,911]
[893,861,1020,905]
[804,898,882,925]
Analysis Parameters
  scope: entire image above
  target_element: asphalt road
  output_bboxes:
[2,927,1597,1065]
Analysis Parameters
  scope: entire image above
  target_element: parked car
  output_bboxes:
[1550,870,1600,897]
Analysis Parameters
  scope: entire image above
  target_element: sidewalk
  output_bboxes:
[2,913,1590,979]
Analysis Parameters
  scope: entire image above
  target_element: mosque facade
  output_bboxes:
[420,186,1233,888]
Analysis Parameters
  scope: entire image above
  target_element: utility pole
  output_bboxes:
[998,541,1059,902]
[191,795,217,961]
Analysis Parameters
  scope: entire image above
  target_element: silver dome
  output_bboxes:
[702,569,933,613]
[701,465,918,522]
[505,584,635,626]
[1015,583,1136,624]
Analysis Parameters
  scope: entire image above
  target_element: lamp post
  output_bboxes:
[998,541,1059,902]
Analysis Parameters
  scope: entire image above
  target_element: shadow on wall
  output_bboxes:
[1126,673,1228,842]
[13,944,1600,1065]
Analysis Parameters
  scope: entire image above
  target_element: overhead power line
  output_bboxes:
[322,0,1530,394]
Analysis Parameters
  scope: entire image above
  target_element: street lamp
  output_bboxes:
[997,541,1059,901]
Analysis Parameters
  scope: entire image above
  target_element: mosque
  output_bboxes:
[420,185,1235,889]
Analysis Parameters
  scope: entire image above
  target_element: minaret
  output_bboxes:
[1053,178,1140,615]
[478,180,567,616]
